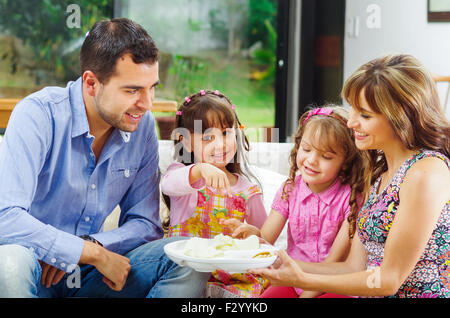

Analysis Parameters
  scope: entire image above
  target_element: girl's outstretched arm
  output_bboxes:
[161,163,202,196]
[220,218,261,239]
[260,209,287,245]
[189,163,232,196]
[221,209,287,244]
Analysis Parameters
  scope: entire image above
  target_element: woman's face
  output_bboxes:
[347,91,397,151]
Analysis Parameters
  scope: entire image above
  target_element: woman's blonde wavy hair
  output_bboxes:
[342,54,450,193]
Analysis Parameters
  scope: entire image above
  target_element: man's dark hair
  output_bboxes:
[80,18,159,83]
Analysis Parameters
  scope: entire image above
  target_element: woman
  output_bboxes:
[250,54,450,298]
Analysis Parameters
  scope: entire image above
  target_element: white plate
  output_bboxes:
[164,239,278,273]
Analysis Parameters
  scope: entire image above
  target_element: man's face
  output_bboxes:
[94,54,159,132]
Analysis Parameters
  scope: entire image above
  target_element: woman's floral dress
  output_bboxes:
[357,150,449,298]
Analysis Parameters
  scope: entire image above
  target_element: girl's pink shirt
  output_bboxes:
[161,162,267,228]
[272,175,355,263]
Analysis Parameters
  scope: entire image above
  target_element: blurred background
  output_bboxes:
[0,0,449,141]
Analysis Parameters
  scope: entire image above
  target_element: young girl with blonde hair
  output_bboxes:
[223,105,366,298]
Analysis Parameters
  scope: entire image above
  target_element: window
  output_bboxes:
[118,0,278,140]
[0,0,278,140]
[0,1,113,97]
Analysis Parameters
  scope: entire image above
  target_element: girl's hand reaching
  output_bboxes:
[190,163,232,197]
[220,218,261,239]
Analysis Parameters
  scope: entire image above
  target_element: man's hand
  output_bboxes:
[39,261,66,288]
[79,241,131,291]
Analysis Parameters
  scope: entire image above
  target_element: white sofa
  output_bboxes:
[154,140,292,249]
[0,136,292,249]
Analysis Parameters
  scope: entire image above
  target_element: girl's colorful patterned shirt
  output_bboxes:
[161,162,267,231]
[161,162,269,298]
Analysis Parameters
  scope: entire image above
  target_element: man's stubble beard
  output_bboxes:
[94,87,135,133]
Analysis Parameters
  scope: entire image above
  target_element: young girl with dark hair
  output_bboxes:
[161,89,268,297]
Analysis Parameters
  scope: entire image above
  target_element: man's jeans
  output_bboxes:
[0,236,209,298]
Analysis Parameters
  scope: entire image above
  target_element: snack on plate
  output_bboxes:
[183,234,260,258]
[252,251,272,258]
[183,237,224,259]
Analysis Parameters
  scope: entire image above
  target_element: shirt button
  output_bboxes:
[124,169,130,178]
[60,263,66,268]
[91,184,96,190]
[85,216,90,222]
[51,258,56,263]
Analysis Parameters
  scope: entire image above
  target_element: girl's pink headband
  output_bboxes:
[302,107,347,126]
[177,89,236,116]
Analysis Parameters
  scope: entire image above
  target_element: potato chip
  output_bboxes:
[183,234,260,258]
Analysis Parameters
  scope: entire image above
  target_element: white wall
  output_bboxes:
[344,0,450,117]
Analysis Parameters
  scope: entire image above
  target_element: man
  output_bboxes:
[0,18,209,297]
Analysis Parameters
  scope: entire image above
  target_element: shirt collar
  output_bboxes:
[70,77,89,138]
[70,77,131,143]
[298,176,343,206]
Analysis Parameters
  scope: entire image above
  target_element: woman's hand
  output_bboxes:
[249,250,307,288]
[191,163,232,196]
[220,218,261,239]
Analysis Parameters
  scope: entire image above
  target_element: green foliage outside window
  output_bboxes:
[0,0,112,85]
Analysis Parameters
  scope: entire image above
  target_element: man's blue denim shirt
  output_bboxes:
[0,77,163,271]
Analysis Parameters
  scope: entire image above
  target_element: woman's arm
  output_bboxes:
[292,226,367,275]
[377,158,449,291]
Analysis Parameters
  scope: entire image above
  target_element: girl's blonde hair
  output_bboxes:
[342,54,450,193]
[284,105,366,238]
